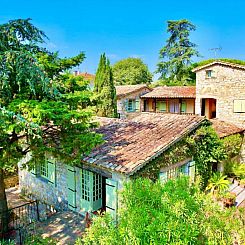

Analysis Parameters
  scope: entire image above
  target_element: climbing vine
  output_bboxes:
[134,123,233,190]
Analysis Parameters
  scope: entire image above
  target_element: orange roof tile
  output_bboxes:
[141,86,196,99]
[116,84,151,98]
[210,119,244,138]
[76,72,95,81]
[83,113,204,175]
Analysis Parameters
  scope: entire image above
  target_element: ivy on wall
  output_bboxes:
[133,123,237,189]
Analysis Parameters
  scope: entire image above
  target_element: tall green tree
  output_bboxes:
[112,58,152,85]
[156,19,200,84]
[0,19,101,231]
[94,53,117,118]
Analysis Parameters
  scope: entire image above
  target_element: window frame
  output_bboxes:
[234,99,245,113]
[205,69,214,78]
[127,99,136,112]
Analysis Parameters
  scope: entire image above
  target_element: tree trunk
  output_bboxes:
[0,168,9,234]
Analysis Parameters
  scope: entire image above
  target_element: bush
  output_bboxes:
[81,177,245,244]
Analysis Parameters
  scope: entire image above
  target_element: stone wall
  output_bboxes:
[117,87,151,119]
[19,157,69,211]
[19,155,128,214]
[195,64,245,128]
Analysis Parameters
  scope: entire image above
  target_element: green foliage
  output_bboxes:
[206,172,230,194]
[221,134,243,159]
[82,177,245,244]
[24,235,56,244]
[112,58,152,85]
[0,19,102,221]
[94,53,117,118]
[193,58,245,69]
[134,138,191,181]
[156,19,200,84]
[231,162,245,179]
[187,125,226,189]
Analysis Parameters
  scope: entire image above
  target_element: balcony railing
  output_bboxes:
[142,111,195,115]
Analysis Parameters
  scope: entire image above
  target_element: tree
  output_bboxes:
[81,177,245,244]
[94,53,117,118]
[0,19,101,231]
[156,19,200,85]
[112,58,152,85]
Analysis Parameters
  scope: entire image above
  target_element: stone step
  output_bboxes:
[232,186,244,196]
[229,183,238,192]
[236,190,245,206]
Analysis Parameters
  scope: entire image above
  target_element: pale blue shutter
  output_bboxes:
[67,166,77,211]
[135,99,140,112]
[106,179,118,221]
[159,172,167,183]
[189,161,195,182]
[48,157,56,185]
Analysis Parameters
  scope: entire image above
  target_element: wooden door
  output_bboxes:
[67,166,77,211]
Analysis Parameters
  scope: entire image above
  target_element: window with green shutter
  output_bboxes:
[181,101,187,113]
[157,100,167,112]
[127,99,136,112]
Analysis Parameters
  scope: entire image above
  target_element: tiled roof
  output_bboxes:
[83,113,204,175]
[192,61,245,72]
[76,72,95,81]
[116,84,151,98]
[141,86,196,99]
[210,119,244,138]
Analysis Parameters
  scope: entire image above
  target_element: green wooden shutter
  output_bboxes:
[160,101,167,112]
[234,100,242,112]
[106,179,118,221]
[135,99,140,112]
[67,166,77,211]
[159,172,167,183]
[181,101,187,113]
[48,158,56,185]
[188,161,195,182]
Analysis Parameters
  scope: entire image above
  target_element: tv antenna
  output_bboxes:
[209,47,222,59]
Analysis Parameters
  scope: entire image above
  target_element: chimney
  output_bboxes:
[74,70,78,76]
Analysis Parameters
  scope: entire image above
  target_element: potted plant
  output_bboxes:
[239,179,245,188]
[222,192,236,207]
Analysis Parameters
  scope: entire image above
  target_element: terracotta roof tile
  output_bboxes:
[83,113,204,175]
[210,119,244,138]
[141,86,196,99]
[76,72,95,81]
[116,84,151,97]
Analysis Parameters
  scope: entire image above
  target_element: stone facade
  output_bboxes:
[19,155,127,214]
[117,87,151,119]
[195,64,245,128]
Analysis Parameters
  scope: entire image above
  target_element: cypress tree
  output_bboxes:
[94,53,117,118]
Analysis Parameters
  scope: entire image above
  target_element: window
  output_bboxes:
[159,162,190,183]
[82,170,90,201]
[30,156,56,184]
[206,70,215,78]
[234,100,245,113]
[127,99,135,112]
[40,161,48,179]
[93,173,102,202]
[156,100,167,112]
[181,101,187,113]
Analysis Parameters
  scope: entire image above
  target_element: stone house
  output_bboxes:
[141,86,196,114]
[115,84,152,119]
[193,60,245,128]
[19,113,244,218]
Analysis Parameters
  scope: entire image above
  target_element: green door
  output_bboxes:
[106,179,118,221]
[67,166,77,211]
[80,169,102,212]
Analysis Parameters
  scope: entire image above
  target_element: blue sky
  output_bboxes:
[1,0,245,78]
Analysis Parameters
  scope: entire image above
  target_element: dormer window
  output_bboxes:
[206,70,214,78]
